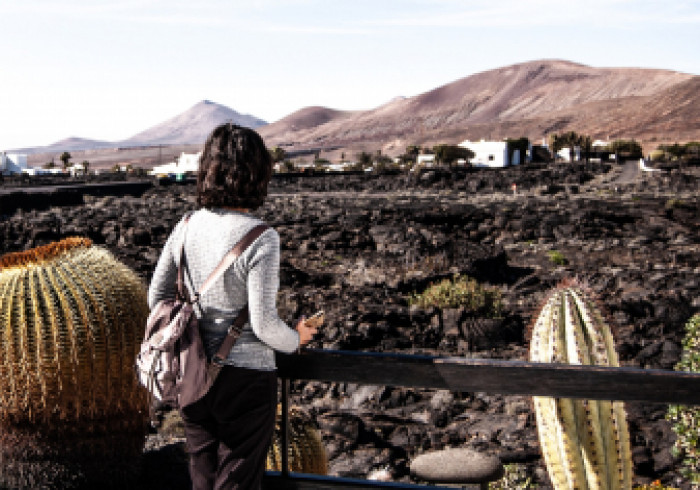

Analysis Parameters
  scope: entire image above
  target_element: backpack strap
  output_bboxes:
[175,214,194,301]
[212,305,249,365]
[194,224,269,299]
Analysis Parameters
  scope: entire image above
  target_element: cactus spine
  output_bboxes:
[0,238,150,488]
[266,406,328,475]
[530,286,633,490]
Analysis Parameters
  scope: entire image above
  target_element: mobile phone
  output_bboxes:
[306,310,325,328]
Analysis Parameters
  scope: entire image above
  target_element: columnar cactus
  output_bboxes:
[267,406,328,475]
[0,237,149,488]
[529,286,633,490]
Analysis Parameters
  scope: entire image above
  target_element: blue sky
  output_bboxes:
[1,0,699,149]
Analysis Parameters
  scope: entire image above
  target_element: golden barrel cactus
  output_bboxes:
[0,237,150,488]
[267,405,328,475]
[529,286,633,490]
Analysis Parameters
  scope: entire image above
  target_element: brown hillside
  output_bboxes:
[258,59,696,156]
[258,106,355,144]
[573,76,700,142]
[458,75,700,150]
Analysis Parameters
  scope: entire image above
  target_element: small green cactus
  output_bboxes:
[267,406,328,475]
[547,250,568,266]
[530,285,633,490]
[0,237,149,488]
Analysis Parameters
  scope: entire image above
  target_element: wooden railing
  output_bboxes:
[264,349,700,489]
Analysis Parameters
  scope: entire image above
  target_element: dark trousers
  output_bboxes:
[180,365,278,490]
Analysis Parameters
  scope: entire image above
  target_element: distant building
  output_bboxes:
[0,152,28,175]
[23,167,64,176]
[416,154,436,167]
[67,162,88,176]
[458,140,528,168]
[177,152,201,171]
[325,162,355,172]
[150,151,201,178]
[556,146,581,162]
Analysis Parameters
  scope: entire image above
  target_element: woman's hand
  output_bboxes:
[295,317,319,347]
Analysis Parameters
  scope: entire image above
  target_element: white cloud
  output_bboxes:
[0,0,232,25]
[364,0,700,28]
[0,0,155,16]
[0,0,376,30]
[3,0,699,28]
[256,23,371,35]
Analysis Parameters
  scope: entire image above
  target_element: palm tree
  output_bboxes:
[580,135,592,163]
[269,146,286,163]
[60,151,71,170]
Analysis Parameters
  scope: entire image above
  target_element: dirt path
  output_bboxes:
[614,160,641,184]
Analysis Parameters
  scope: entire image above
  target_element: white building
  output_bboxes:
[150,151,201,177]
[23,167,64,176]
[556,146,581,162]
[458,140,525,168]
[67,162,88,176]
[416,154,436,167]
[1,152,28,175]
[325,162,355,172]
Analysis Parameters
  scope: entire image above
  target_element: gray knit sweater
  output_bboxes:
[147,208,300,371]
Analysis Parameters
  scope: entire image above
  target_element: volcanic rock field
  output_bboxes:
[1,161,699,488]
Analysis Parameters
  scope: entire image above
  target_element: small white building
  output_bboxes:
[458,140,524,168]
[1,152,28,175]
[68,162,88,176]
[556,146,581,162]
[177,152,201,171]
[325,162,356,172]
[150,151,201,177]
[23,167,64,176]
[416,154,436,167]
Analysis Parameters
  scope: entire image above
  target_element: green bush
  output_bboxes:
[409,274,503,317]
[665,198,687,210]
[633,483,679,490]
[667,314,700,486]
[547,250,568,266]
[649,149,666,162]
[489,464,535,489]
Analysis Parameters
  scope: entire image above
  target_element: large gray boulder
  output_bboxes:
[410,448,504,484]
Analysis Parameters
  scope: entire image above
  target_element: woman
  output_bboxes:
[148,123,317,489]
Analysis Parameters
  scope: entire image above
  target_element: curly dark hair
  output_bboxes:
[196,123,272,210]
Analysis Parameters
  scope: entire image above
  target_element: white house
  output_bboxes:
[23,167,64,176]
[416,154,436,167]
[458,140,525,168]
[0,152,28,175]
[556,146,581,162]
[150,151,202,177]
[325,162,356,172]
[67,162,88,176]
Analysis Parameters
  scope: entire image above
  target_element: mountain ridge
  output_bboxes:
[14,100,267,154]
[257,59,696,154]
[16,59,700,157]
[122,100,267,146]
